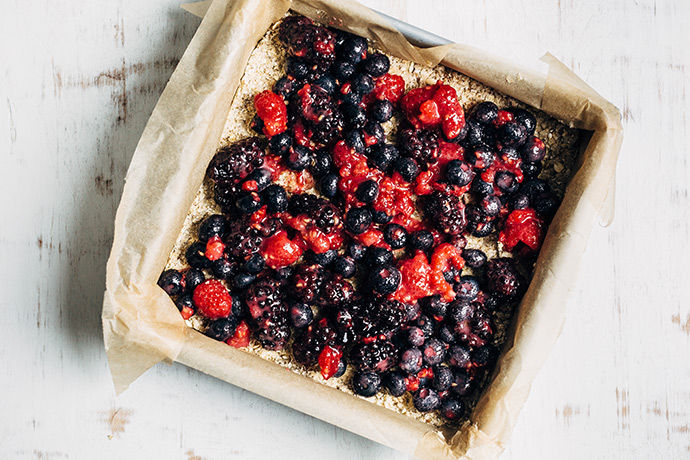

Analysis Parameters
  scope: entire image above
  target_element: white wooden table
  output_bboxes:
[2,1,689,458]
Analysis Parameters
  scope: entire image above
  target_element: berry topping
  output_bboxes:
[318,345,343,380]
[369,264,401,295]
[352,371,382,397]
[499,208,544,253]
[193,280,233,319]
[254,90,287,137]
[158,269,183,296]
[260,230,303,269]
[400,82,466,139]
[226,320,251,348]
[413,388,441,412]
[485,258,525,299]
[205,316,238,342]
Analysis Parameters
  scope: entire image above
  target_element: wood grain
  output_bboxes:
[1,0,688,459]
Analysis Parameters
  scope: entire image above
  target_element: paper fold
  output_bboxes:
[102,0,622,457]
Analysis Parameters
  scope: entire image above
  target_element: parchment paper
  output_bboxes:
[102,0,623,459]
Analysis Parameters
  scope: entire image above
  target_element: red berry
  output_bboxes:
[318,345,343,380]
[204,235,225,261]
[400,82,466,139]
[499,208,544,253]
[393,251,433,304]
[373,73,405,103]
[254,90,288,137]
[430,243,465,302]
[180,306,194,320]
[260,230,304,269]
[493,109,514,127]
[226,320,251,348]
[193,280,233,319]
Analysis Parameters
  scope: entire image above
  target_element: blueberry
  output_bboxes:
[352,371,382,397]
[334,358,347,378]
[205,316,238,342]
[533,192,559,220]
[185,242,211,269]
[310,151,333,177]
[274,266,293,281]
[341,103,367,129]
[338,36,368,64]
[456,276,480,301]
[360,53,389,77]
[497,121,528,146]
[289,302,313,328]
[341,88,363,106]
[157,269,183,296]
[501,146,521,162]
[521,161,542,180]
[413,388,441,412]
[184,268,206,293]
[369,264,401,294]
[471,344,498,367]
[495,170,520,194]
[333,256,356,278]
[198,214,227,242]
[416,315,435,339]
[345,206,372,234]
[333,60,356,82]
[409,230,434,251]
[384,372,407,397]
[421,295,447,318]
[286,57,309,80]
[464,120,489,147]
[244,168,272,192]
[320,173,339,198]
[175,293,195,312]
[313,74,336,95]
[346,242,366,261]
[404,302,421,322]
[520,179,550,200]
[422,338,446,366]
[483,295,499,312]
[231,296,246,318]
[448,344,471,369]
[236,191,263,214]
[512,108,537,135]
[471,101,498,125]
[511,193,530,210]
[350,73,374,94]
[367,143,398,172]
[383,223,407,249]
[363,122,386,146]
[461,249,487,269]
[212,258,237,280]
[310,249,337,266]
[445,160,474,187]
[399,348,423,373]
[441,398,465,421]
[471,177,494,197]
[371,209,393,224]
[394,157,419,182]
[344,129,365,152]
[269,131,292,156]
[286,145,312,171]
[250,115,264,135]
[273,76,297,100]
[407,327,426,347]
[232,272,256,290]
[263,184,288,212]
[451,370,475,396]
[356,180,379,204]
[466,146,495,170]
[438,324,456,344]
[370,99,394,123]
[478,195,500,218]
[364,247,394,267]
[432,366,454,392]
[244,254,265,274]
[466,218,494,237]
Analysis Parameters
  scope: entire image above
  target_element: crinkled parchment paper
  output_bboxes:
[102,0,622,458]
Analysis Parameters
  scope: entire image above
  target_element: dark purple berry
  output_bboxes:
[158,269,184,296]
[185,243,211,269]
[360,53,389,77]
[466,146,495,170]
[495,170,520,194]
[511,193,530,210]
[232,272,256,290]
[371,209,393,224]
[384,372,407,397]
[310,151,333,177]
[399,348,423,374]
[456,276,479,301]
[520,179,549,200]
[341,103,367,129]
[363,121,386,145]
[212,258,237,280]
[413,388,441,412]
[236,191,263,214]
[448,344,471,369]
[344,129,365,152]
[445,160,474,187]
[533,192,560,220]
[286,57,309,79]
[313,74,336,94]
[480,195,502,217]
[320,173,339,198]
[370,99,394,122]
[286,145,312,171]
[175,293,194,312]
[407,327,425,347]
[438,324,456,344]
[364,247,394,267]
[352,371,382,397]
[441,398,465,421]
[512,108,537,135]
[461,249,487,269]
[244,168,272,192]
[466,218,494,237]
[497,121,527,146]
[333,256,356,278]
[369,264,401,295]
[471,177,494,196]
[394,157,419,182]
[356,180,379,204]
[521,161,542,180]
[269,131,292,156]
[334,60,356,81]
[198,215,227,242]
[205,316,238,342]
[432,366,453,392]
[338,36,367,64]
[451,370,474,396]
[409,230,434,251]
[485,258,525,299]
[263,184,288,213]
[422,338,446,366]
[346,242,366,261]
[244,254,265,274]
[383,223,407,249]
[471,101,498,125]
[273,76,297,100]
[289,302,313,328]
[472,344,498,368]
[350,73,374,95]
[345,206,372,234]
[416,315,435,339]
[310,249,337,266]
[334,357,347,378]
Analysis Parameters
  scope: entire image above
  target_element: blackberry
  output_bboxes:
[413,388,441,412]
[223,217,264,261]
[213,181,242,212]
[205,316,238,342]
[158,269,183,296]
[409,230,434,251]
[399,348,423,374]
[376,299,407,333]
[352,372,382,397]
[256,309,291,351]
[289,194,341,233]
[279,18,336,72]
[244,276,282,321]
[320,276,355,308]
[292,317,339,366]
[198,215,227,242]
[394,157,419,182]
[384,372,407,397]
[424,191,466,236]
[485,258,525,299]
[207,137,265,184]
[383,223,407,249]
[350,340,398,372]
[398,129,439,164]
[292,84,342,146]
[291,264,328,303]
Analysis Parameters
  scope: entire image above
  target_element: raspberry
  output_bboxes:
[499,208,544,253]
[400,82,466,139]
[424,191,466,236]
[318,345,343,380]
[373,73,405,103]
[393,251,434,304]
[207,137,265,184]
[204,235,225,261]
[260,230,303,269]
[226,320,251,348]
[254,90,287,137]
[398,129,440,165]
[193,280,233,319]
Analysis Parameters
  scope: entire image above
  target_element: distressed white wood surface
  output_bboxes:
[2,0,689,459]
